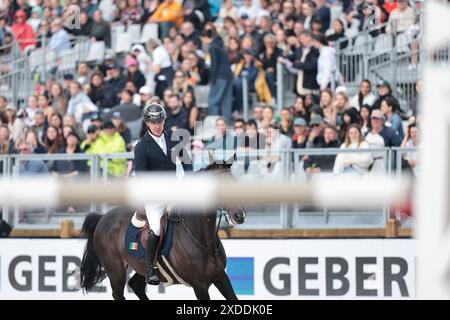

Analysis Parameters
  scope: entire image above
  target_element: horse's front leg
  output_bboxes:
[213,272,238,300]
[193,285,211,300]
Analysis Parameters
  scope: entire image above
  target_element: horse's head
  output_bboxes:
[202,154,246,226]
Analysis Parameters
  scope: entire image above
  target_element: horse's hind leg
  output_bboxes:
[193,285,210,300]
[213,272,238,300]
[128,273,149,300]
[103,260,127,300]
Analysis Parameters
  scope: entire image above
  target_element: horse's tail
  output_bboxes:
[80,212,106,292]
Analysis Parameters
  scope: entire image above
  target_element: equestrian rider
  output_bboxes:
[134,103,192,285]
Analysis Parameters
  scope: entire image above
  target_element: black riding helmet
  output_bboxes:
[142,103,167,122]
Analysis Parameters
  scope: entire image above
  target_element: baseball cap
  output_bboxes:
[309,115,323,126]
[377,80,391,88]
[139,86,152,95]
[87,124,98,133]
[294,117,307,127]
[103,120,115,129]
[111,111,122,119]
[370,109,385,119]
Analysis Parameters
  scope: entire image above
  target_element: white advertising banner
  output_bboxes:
[0,239,415,300]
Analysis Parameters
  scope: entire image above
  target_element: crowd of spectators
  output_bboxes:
[0,0,422,187]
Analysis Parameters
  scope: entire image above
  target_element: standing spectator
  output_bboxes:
[147,39,173,100]
[260,33,282,97]
[313,33,338,91]
[201,28,233,122]
[166,94,189,133]
[327,19,349,50]
[90,10,111,48]
[380,96,404,139]
[49,18,71,57]
[233,49,258,116]
[334,124,373,175]
[281,30,320,99]
[149,0,184,39]
[315,0,331,32]
[11,9,36,52]
[349,79,377,111]
[386,0,416,34]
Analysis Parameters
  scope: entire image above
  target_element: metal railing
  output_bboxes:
[0,146,417,229]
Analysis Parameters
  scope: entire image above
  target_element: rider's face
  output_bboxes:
[147,119,165,137]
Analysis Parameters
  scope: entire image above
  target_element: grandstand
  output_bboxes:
[0,0,447,300]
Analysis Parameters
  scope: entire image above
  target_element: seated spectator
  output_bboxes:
[149,0,184,39]
[349,80,377,111]
[339,107,361,142]
[5,105,24,141]
[227,36,242,67]
[108,89,141,122]
[111,111,132,148]
[365,109,402,171]
[32,109,46,140]
[36,19,50,48]
[172,70,194,97]
[0,125,15,154]
[44,125,63,154]
[25,129,47,154]
[49,113,63,135]
[373,80,400,112]
[182,90,199,135]
[303,124,340,173]
[87,72,116,111]
[125,56,146,90]
[359,104,372,136]
[122,0,144,25]
[278,107,294,138]
[219,0,239,24]
[84,121,127,177]
[80,0,98,18]
[386,0,415,34]
[11,10,36,52]
[245,119,266,150]
[206,117,237,159]
[252,105,264,128]
[334,124,373,175]
[292,118,309,149]
[63,114,86,142]
[17,142,49,176]
[89,10,111,48]
[124,80,141,106]
[260,105,276,131]
[50,82,68,115]
[51,131,88,177]
[77,62,92,88]
[70,11,93,36]
[166,94,189,133]
[67,81,97,124]
[139,86,153,108]
[27,6,42,33]
[381,96,404,139]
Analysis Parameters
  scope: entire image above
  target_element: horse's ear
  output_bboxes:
[208,151,215,165]
[225,155,234,168]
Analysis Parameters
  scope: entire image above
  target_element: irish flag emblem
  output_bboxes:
[129,242,138,251]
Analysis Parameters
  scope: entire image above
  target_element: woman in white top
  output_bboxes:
[401,123,420,174]
[334,124,373,175]
[349,79,377,111]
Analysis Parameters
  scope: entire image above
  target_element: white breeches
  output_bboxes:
[145,203,165,236]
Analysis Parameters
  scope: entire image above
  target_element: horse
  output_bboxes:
[79,162,246,300]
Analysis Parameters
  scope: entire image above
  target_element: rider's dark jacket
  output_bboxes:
[134,130,193,173]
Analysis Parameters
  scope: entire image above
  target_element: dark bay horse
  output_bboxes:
[79,163,246,300]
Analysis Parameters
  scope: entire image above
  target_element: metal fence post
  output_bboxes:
[276,62,284,112]
[242,71,249,122]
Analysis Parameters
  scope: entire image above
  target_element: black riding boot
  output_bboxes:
[146,230,160,285]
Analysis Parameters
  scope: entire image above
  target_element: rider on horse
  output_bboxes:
[134,103,192,285]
